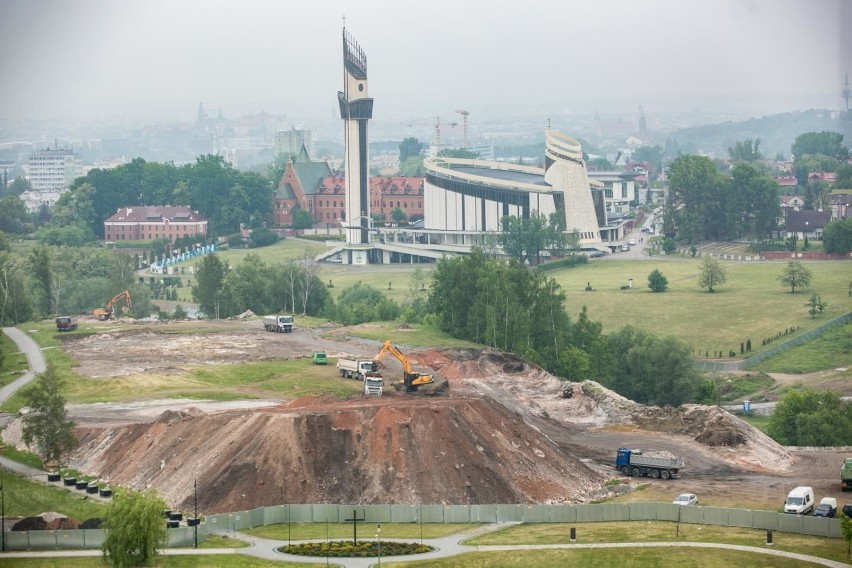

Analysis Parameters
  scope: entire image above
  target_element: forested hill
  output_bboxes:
[666,109,852,158]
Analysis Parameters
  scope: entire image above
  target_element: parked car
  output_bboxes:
[784,486,815,514]
[620,244,630,252]
[813,497,837,517]
[673,493,698,506]
[628,238,636,245]
[842,503,852,518]
[589,251,606,258]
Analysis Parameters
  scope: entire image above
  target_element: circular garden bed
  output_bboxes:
[279,541,432,557]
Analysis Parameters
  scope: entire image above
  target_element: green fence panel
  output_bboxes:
[727,507,752,528]
[249,508,265,528]
[470,504,496,523]
[444,505,472,523]
[390,505,417,523]
[656,504,681,522]
[801,516,838,537]
[676,506,702,524]
[206,513,229,532]
[700,507,729,526]
[523,505,551,523]
[601,503,630,522]
[777,513,804,533]
[576,504,604,522]
[420,505,445,523]
[234,511,253,531]
[312,504,338,523]
[26,530,58,549]
[167,526,195,547]
[496,504,523,522]
[627,502,657,521]
[262,505,287,525]
[6,532,31,550]
[364,505,392,523]
[751,510,779,531]
[550,505,577,523]
[337,506,363,524]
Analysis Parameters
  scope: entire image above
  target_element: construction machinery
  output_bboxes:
[375,340,446,393]
[93,290,132,320]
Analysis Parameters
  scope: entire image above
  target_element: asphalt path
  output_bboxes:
[0,327,48,424]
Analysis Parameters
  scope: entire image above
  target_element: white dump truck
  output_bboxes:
[363,376,384,396]
[263,314,294,333]
[337,358,381,381]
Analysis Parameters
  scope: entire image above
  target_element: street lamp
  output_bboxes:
[376,523,381,567]
[1,480,5,552]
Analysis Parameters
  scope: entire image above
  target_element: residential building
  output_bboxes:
[104,206,207,242]
[587,170,642,214]
[781,195,805,210]
[784,210,832,240]
[27,148,77,190]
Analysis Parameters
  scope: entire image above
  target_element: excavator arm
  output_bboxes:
[95,290,132,320]
[375,340,433,391]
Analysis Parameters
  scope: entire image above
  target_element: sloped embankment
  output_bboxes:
[70,397,606,513]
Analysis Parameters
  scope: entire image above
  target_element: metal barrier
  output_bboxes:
[4,502,841,550]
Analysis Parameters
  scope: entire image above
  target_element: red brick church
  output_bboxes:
[274,146,423,227]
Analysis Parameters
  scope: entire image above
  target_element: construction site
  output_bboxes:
[2,319,847,517]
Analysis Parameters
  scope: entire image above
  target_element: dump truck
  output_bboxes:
[337,358,381,381]
[842,458,852,491]
[263,314,294,333]
[363,375,384,396]
[615,448,683,480]
[55,316,78,332]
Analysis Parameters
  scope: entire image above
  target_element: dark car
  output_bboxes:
[843,503,852,518]
[813,499,836,518]
[589,251,606,258]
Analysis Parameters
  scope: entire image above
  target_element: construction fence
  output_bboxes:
[3,502,842,551]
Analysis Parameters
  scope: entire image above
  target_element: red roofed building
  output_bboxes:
[104,206,207,242]
[776,176,798,189]
[273,146,424,226]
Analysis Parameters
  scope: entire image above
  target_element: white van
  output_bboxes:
[784,486,815,514]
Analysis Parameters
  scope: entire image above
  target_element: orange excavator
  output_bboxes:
[375,339,436,393]
[93,290,132,320]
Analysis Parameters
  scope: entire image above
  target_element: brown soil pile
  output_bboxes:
[70,397,606,514]
[46,517,80,530]
[421,348,794,473]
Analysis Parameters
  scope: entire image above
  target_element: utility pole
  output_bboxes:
[843,72,851,112]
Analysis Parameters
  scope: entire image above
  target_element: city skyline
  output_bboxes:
[1,0,850,125]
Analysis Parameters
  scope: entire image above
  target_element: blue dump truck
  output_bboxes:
[615,448,684,480]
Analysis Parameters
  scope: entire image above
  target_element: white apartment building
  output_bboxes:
[27,148,77,190]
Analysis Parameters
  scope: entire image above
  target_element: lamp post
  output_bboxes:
[193,478,198,549]
[376,523,381,567]
[1,480,5,552]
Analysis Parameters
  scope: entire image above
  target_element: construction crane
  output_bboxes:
[375,340,434,392]
[93,290,132,320]
[434,116,458,154]
[455,110,470,148]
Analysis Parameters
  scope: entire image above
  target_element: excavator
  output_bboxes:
[375,339,447,394]
[93,290,132,320]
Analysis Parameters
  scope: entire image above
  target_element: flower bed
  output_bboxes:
[280,540,432,557]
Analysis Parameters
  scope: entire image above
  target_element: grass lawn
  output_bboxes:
[0,557,326,568]
[243,522,479,541]
[0,469,108,521]
[750,322,852,373]
[465,521,846,563]
[0,331,30,388]
[329,322,481,350]
[545,259,850,358]
[384,548,824,567]
[0,445,44,469]
[737,413,773,434]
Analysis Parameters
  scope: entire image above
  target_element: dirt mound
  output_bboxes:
[46,517,81,530]
[13,517,47,531]
[70,397,606,513]
[81,518,104,529]
[423,348,794,473]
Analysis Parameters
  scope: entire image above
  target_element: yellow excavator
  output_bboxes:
[94,290,132,320]
[375,339,437,393]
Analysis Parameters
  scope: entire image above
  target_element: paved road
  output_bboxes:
[1,327,49,429]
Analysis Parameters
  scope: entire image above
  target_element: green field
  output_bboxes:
[0,469,108,520]
[750,322,852,373]
[0,331,29,388]
[0,557,325,568]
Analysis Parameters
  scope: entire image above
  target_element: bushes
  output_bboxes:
[280,541,432,557]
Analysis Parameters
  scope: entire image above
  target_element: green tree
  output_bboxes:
[835,164,852,189]
[28,245,54,316]
[172,304,187,320]
[791,131,850,162]
[727,138,763,162]
[192,254,227,318]
[20,367,76,467]
[823,218,852,254]
[398,156,424,176]
[767,388,852,445]
[0,252,34,325]
[437,148,480,159]
[399,137,425,162]
[248,226,279,248]
[7,177,31,195]
[697,256,727,292]
[390,207,408,226]
[332,282,400,325]
[0,195,29,233]
[805,292,827,318]
[777,260,812,293]
[647,269,668,292]
[667,155,724,243]
[291,208,313,230]
[662,237,677,254]
[841,510,852,559]
[499,211,565,265]
[102,489,168,568]
[632,145,664,179]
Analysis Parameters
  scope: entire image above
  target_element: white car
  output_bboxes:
[673,493,698,506]
[628,238,636,245]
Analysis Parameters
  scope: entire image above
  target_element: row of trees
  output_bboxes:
[47,155,273,243]
[427,250,703,406]
[0,241,152,324]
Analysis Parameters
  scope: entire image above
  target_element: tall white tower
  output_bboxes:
[338,27,373,245]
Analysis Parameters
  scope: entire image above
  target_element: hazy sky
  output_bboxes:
[1,0,850,123]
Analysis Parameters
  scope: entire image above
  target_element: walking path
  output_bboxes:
[2,524,850,567]
[0,327,47,406]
